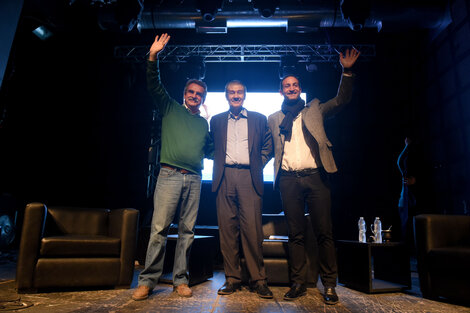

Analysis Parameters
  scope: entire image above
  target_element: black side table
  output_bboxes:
[336,240,411,293]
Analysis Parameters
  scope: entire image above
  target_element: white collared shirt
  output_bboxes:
[281,112,319,171]
[225,108,249,166]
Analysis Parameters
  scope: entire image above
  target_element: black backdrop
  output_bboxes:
[0,17,432,243]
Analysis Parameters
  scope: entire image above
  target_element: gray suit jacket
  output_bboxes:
[211,110,272,196]
[268,74,354,188]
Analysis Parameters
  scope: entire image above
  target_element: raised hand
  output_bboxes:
[339,48,360,70]
[148,33,171,61]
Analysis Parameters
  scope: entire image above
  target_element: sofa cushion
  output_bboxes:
[35,258,121,288]
[264,258,290,284]
[263,239,288,257]
[262,214,288,238]
[428,246,470,270]
[46,208,109,236]
[40,235,121,257]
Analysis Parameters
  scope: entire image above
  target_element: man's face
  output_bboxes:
[184,83,205,109]
[280,76,302,101]
[225,83,245,109]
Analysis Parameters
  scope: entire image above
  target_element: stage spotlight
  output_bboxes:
[253,0,280,18]
[96,0,144,32]
[305,63,318,73]
[185,56,206,80]
[32,26,53,40]
[196,0,223,22]
[279,55,298,79]
[340,0,371,31]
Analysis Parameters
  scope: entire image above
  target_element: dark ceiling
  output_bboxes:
[1,0,449,217]
[20,0,451,45]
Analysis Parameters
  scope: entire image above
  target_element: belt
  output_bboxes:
[161,164,191,174]
[224,164,250,169]
[281,168,319,177]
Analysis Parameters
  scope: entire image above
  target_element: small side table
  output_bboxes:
[160,235,215,286]
[336,240,411,293]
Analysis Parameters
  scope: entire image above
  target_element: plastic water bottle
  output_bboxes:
[373,217,382,243]
[358,217,366,243]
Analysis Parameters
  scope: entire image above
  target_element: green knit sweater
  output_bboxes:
[147,60,211,175]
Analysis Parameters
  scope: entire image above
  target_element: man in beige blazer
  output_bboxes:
[268,48,360,305]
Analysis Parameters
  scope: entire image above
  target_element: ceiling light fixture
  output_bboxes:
[196,0,223,22]
[252,0,280,18]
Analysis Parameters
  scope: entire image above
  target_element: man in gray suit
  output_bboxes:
[268,48,360,304]
[210,80,273,299]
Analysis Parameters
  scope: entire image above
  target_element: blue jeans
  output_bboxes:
[138,167,201,288]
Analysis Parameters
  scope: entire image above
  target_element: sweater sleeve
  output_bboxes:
[147,60,177,116]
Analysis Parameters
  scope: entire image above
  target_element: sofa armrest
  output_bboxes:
[16,203,47,290]
[414,214,470,253]
[109,208,139,286]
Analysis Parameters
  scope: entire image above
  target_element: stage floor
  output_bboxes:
[1,251,469,313]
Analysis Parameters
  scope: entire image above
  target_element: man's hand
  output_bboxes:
[339,48,360,70]
[148,33,171,61]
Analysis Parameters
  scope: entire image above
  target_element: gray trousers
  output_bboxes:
[216,167,266,284]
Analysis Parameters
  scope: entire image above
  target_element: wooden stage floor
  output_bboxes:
[1,251,469,313]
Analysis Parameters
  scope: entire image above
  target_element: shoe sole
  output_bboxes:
[174,288,193,298]
[132,288,150,301]
[324,300,339,305]
[132,295,148,301]
[248,287,273,299]
[283,291,307,301]
[217,289,240,295]
[218,285,241,295]
[217,291,235,296]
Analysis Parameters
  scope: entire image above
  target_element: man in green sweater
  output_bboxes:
[132,33,212,300]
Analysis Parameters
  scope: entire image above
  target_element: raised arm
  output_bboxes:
[319,48,360,116]
[147,33,177,115]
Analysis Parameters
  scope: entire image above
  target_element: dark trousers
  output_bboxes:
[279,169,337,287]
[216,167,266,284]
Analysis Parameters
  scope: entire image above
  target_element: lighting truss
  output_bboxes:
[114,44,375,63]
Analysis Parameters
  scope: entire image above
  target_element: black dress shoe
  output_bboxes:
[323,287,339,305]
[283,283,307,300]
[253,282,273,299]
[217,282,241,295]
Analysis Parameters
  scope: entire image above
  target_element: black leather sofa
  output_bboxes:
[16,203,139,292]
[414,214,470,303]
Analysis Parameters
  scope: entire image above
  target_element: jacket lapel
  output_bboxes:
[221,111,229,155]
[247,110,255,153]
[278,112,286,146]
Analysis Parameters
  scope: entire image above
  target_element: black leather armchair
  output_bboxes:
[414,214,470,303]
[16,203,139,292]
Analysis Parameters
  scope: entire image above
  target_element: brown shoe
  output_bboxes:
[174,284,192,297]
[132,285,151,301]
